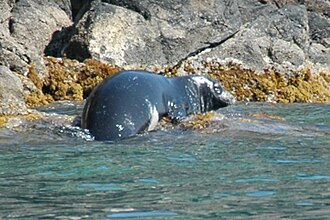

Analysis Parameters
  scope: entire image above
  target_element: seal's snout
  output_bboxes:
[219,90,236,106]
[211,82,236,106]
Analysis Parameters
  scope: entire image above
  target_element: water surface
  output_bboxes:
[0,102,329,219]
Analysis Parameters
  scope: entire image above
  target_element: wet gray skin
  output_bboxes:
[82,70,235,141]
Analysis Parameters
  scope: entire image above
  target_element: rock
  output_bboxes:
[0,0,329,111]
[63,0,242,68]
[0,0,72,76]
[270,39,305,67]
[188,3,311,71]
[1,0,328,73]
[308,43,330,65]
[59,0,329,71]
[307,9,330,65]
[0,66,27,115]
[70,0,93,22]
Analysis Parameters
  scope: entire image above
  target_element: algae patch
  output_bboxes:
[25,57,330,108]
[197,62,330,103]
[0,112,42,128]
[25,57,122,107]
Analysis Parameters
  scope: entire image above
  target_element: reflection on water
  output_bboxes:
[0,102,329,219]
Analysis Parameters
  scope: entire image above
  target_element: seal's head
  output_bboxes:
[190,75,236,112]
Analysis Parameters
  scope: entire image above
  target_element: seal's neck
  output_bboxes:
[181,75,219,113]
[169,76,203,115]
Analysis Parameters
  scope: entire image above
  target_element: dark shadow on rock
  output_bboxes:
[44,26,91,61]
[44,0,93,59]
[102,0,151,20]
[44,26,76,57]
[71,0,93,23]
[63,41,92,62]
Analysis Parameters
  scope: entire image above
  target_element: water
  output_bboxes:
[0,102,329,219]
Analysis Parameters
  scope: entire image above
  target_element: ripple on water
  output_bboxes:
[214,192,236,198]
[139,178,160,184]
[167,156,196,163]
[80,183,124,191]
[272,159,322,164]
[256,146,287,150]
[246,190,275,197]
[295,201,314,206]
[107,210,177,218]
[235,177,278,183]
[296,173,330,180]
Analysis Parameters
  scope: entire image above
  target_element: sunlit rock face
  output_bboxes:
[0,0,72,76]
[1,0,329,74]
[63,0,329,71]
[0,66,27,116]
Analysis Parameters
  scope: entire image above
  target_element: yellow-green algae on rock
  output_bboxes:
[25,57,330,108]
[25,57,122,107]
[161,61,330,130]
[173,61,330,103]
[14,57,329,131]
[0,112,42,127]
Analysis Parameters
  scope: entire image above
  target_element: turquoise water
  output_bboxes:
[0,102,329,219]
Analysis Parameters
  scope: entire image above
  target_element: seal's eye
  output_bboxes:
[213,84,222,94]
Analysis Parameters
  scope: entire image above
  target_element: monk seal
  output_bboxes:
[82,70,235,141]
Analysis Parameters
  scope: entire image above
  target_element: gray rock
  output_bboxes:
[270,39,305,67]
[2,0,326,74]
[307,10,330,65]
[191,4,310,71]
[64,2,165,65]
[0,0,72,75]
[308,43,330,65]
[0,0,329,113]
[1,0,329,75]
[308,11,329,47]
[64,0,242,67]
[0,65,27,115]
[62,0,329,71]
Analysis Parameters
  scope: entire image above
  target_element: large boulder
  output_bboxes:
[189,3,310,71]
[0,0,329,75]
[0,66,27,115]
[63,0,242,67]
[0,0,72,76]
[62,0,329,71]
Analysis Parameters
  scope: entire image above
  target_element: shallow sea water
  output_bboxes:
[0,102,329,219]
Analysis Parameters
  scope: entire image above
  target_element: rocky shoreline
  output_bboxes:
[25,56,330,107]
[1,0,329,120]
